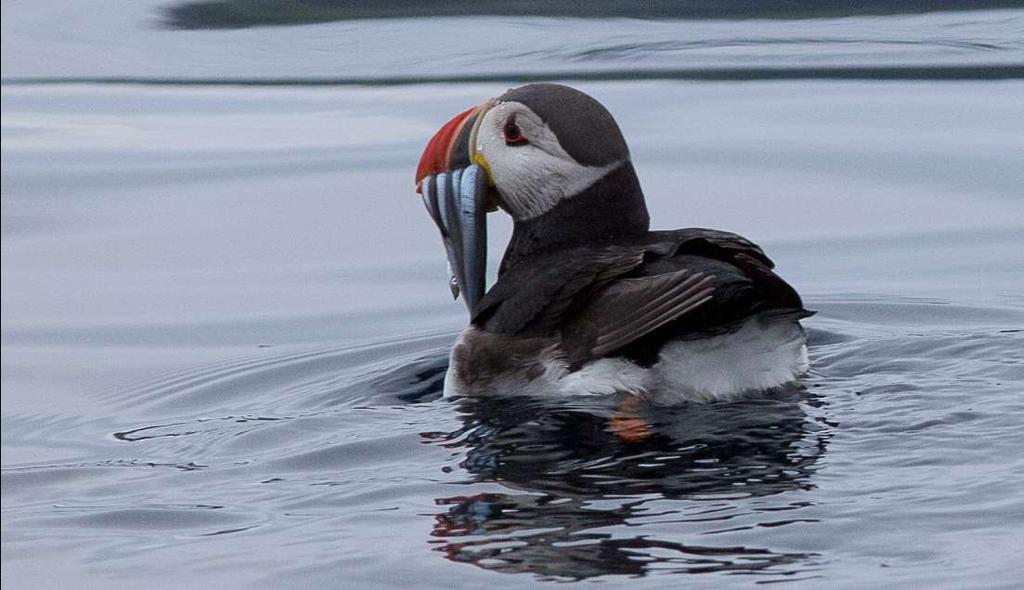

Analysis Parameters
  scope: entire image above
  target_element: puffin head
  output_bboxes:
[414,83,641,312]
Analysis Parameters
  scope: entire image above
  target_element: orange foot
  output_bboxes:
[609,395,651,442]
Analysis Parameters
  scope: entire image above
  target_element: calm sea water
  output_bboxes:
[3,2,1024,588]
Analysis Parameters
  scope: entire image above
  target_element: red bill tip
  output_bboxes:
[415,105,478,192]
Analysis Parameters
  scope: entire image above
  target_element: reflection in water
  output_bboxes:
[430,492,818,580]
[422,391,832,580]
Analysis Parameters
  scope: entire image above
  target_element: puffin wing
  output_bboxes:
[560,269,714,368]
[640,228,807,320]
[645,227,775,268]
[473,228,810,368]
[472,246,646,335]
[563,230,811,367]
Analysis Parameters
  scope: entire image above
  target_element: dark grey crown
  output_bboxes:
[497,84,630,167]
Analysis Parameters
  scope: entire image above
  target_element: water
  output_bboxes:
[3,3,1024,587]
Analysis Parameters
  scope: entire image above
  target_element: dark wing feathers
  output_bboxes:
[472,245,645,335]
[562,270,714,367]
[647,228,775,268]
[592,272,714,355]
[473,228,810,366]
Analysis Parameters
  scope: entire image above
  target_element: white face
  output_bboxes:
[473,100,623,220]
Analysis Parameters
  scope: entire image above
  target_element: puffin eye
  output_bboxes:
[503,114,528,146]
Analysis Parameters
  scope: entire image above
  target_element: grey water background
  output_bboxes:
[3,1,1024,587]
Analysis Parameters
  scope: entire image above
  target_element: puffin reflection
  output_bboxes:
[423,389,829,580]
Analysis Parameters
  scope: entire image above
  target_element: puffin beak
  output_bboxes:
[415,101,494,313]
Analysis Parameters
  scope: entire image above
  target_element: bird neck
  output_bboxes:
[499,161,650,275]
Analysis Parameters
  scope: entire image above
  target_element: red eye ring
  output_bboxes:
[503,114,528,146]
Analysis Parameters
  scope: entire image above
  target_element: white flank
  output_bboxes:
[649,315,809,403]
[443,314,809,403]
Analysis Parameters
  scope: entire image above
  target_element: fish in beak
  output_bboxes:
[415,101,495,313]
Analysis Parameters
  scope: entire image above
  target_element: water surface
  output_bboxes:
[3,3,1024,588]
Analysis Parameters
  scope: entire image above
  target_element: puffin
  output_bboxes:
[414,83,812,404]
